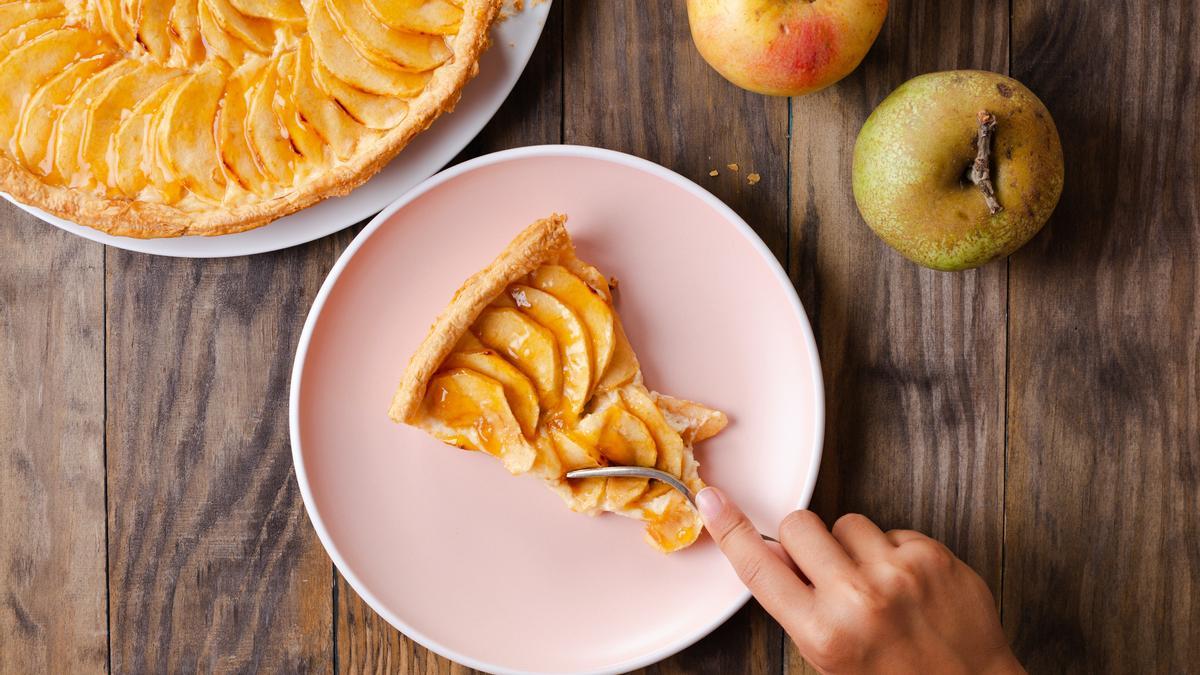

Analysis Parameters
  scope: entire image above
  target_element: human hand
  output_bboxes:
[695,487,1023,675]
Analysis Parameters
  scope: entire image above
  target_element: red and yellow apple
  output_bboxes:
[686,0,888,97]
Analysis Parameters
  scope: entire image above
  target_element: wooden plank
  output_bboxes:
[0,207,107,674]
[1006,2,1199,671]
[104,234,351,672]
[564,2,788,672]
[787,0,1009,670]
[333,3,564,672]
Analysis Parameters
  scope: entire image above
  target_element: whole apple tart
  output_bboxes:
[0,0,499,237]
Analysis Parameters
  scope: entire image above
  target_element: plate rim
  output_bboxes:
[0,1,552,259]
[288,144,826,675]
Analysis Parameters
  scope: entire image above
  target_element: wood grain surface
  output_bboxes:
[0,1,1196,673]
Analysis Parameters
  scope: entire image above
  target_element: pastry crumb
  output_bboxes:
[708,169,719,177]
[608,276,620,290]
[747,172,761,185]
[727,163,740,171]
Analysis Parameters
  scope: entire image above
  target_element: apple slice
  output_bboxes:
[167,0,205,64]
[244,55,301,186]
[50,61,139,186]
[213,57,268,194]
[529,265,616,389]
[311,53,413,129]
[444,350,540,438]
[620,386,685,477]
[291,37,365,159]
[0,28,105,159]
[0,16,65,58]
[79,62,178,190]
[550,430,604,511]
[473,307,562,411]
[0,1,64,36]
[272,52,326,165]
[132,0,172,61]
[155,60,229,202]
[196,0,250,64]
[508,284,592,419]
[227,0,302,23]
[363,0,462,36]
[576,404,657,468]
[15,54,111,174]
[420,368,536,474]
[94,0,135,49]
[326,0,451,72]
[201,0,274,53]
[110,75,186,196]
[594,315,639,392]
[309,0,432,97]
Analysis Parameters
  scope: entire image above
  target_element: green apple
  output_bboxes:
[852,70,1064,271]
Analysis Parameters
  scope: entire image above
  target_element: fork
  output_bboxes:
[565,466,779,543]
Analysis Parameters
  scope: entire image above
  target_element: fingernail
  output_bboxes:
[695,487,726,523]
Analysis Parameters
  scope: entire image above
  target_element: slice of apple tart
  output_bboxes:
[0,0,499,237]
[390,214,728,553]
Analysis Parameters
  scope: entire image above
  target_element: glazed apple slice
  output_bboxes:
[273,51,326,165]
[474,307,562,411]
[444,350,540,438]
[51,62,138,186]
[133,0,172,61]
[421,368,537,474]
[0,1,65,35]
[620,386,685,477]
[326,0,451,72]
[167,0,205,63]
[227,0,302,23]
[311,53,413,129]
[14,54,111,174]
[110,75,187,196]
[197,0,250,64]
[202,0,274,53]
[79,62,178,190]
[508,284,592,419]
[0,16,65,58]
[244,55,300,186]
[364,0,461,35]
[529,265,616,389]
[94,0,135,49]
[155,60,229,202]
[291,38,365,159]
[309,0,431,97]
[213,58,268,194]
[0,28,106,159]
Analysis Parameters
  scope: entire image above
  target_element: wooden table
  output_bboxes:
[3,1,1196,673]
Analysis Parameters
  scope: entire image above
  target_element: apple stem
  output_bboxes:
[970,111,1003,215]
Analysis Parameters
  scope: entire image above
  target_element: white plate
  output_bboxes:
[1,2,552,258]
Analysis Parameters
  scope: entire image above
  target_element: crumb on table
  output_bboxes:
[747,172,761,185]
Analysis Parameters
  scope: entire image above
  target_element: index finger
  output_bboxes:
[696,487,812,620]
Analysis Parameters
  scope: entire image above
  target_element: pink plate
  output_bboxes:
[290,146,824,674]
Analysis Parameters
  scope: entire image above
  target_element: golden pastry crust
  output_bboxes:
[0,0,499,238]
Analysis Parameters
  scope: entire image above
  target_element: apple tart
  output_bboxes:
[0,0,499,237]
[390,215,728,553]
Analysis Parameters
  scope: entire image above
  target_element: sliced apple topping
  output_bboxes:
[326,0,451,72]
[95,0,136,49]
[201,0,274,54]
[227,0,302,23]
[364,0,462,36]
[0,1,65,36]
[155,60,229,202]
[79,62,179,191]
[133,0,173,62]
[0,16,66,57]
[16,54,113,175]
[309,0,432,97]
[214,57,269,194]
[0,28,107,160]
[421,368,536,474]
[244,54,304,186]
[309,39,413,129]
[52,61,140,187]
[197,0,251,64]
[291,38,366,159]
[167,0,205,64]
[474,307,562,411]
[273,51,326,165]
[529,265,616,389]
[443,350,540,439]
[110,75,186,196]
[508,284,592,419]
[620,386,685,477]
